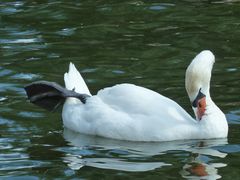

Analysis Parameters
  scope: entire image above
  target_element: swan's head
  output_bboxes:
[185,50,215,120]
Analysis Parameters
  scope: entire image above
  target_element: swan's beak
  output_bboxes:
[197,96,206,120]
[192,90,206,121]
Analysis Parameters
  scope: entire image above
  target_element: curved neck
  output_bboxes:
[198,96,228,138]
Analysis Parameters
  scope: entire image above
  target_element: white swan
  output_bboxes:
[25,50,228,141]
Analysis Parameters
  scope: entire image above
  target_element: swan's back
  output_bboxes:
[97,83,192,122]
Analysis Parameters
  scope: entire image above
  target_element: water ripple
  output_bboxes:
[0,38,42,44]
[11,73,41,80]
[18,111,45,118]
[63,155,170,171]
[0,68,12,77]
[56,28,77,36]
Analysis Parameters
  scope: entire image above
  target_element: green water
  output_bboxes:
[0,0,240,179]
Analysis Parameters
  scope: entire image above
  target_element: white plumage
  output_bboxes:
[62,50,228,141]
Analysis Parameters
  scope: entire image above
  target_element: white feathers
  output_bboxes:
[185,50,215,102]
[62,51,228,141]
[64,62,91,96]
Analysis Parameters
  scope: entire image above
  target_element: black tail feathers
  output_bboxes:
[24,81,90,111]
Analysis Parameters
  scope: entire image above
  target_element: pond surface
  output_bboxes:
[0,0,240,179]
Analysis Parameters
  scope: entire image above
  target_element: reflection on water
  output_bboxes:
[181,154,226,179]
[0,0,240,179]
[62,128,227,178]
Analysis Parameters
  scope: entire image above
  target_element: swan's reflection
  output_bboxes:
[180,154,226,179]
[62,128,228,175]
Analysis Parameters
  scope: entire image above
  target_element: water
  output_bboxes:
[0,0,240,179]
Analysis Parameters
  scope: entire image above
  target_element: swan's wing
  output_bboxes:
[96,83,194,123]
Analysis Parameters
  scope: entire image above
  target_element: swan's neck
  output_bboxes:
[205,96,223,119]
[198,96,228,138]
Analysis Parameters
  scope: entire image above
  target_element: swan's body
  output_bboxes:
[61,50,228,141]
[25,50,228,141]
[63,84,197,141]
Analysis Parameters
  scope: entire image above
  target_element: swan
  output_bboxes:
[24,50,228,141]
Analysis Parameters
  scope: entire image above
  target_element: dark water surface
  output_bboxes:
[0,0,240,179]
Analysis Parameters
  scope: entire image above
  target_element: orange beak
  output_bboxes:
[197,97,206,120]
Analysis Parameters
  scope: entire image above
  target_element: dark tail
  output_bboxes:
[24,81,90,112]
